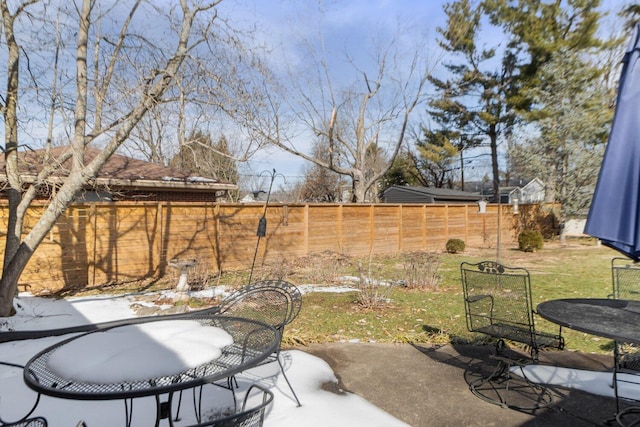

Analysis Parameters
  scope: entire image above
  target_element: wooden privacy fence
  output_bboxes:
[0,201,556,293]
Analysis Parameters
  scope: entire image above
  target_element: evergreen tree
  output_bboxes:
[416,127,483,189]
[428,0,520,201]
[508,50,612,240]
[380,151,422,192]
[427,0,607,204]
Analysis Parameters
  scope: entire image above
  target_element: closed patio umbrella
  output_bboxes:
[585,23,640,260]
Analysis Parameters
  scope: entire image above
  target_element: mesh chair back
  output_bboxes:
[218,280,301,334]
[0,362,44,427]
[254,280,302,326]
[461,260,563,360]
[2,418,48,427]
[187,385,273,427]
[612,257,640,300]
[462,261,533,337]
[218,286,288,332]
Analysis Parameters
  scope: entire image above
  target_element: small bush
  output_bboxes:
[446,238,466,254]
[518,230,544,252]
[356,260,394,308]
[401,251,442,290]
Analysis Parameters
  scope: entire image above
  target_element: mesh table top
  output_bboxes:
[537,298,640,344]
[23,315,278,400]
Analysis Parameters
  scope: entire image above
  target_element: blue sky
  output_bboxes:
[218,0,452,189]
[0,0,626,194]
[215,0,627,192]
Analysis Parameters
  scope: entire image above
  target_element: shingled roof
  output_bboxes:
[381,185,482,204]
[0,146,237,193]
[0,146,238,204]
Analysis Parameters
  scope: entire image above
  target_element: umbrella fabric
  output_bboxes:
[585,23,640,260]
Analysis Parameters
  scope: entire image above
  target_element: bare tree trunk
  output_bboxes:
[0,0,221,316]
[0,0,31,315]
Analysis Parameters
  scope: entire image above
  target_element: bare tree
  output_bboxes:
[123,27,274,180]
[0,0,231,316]
[245,27,434,202]
[300,139,342,202]
[170,132,240,200]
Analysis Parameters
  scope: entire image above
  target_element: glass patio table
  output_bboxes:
[22,314,278,427]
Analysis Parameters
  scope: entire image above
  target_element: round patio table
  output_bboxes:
[536,298,640,344]
[23,314,278,427]
[537,298,640,426]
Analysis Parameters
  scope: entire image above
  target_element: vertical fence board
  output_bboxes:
[341,205,372,255]
[400,205,426,252]
[372,205,401,254]
[306,205,341,253]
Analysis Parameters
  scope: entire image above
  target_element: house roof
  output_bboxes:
[382,185,482,203]
[0,146,237,192]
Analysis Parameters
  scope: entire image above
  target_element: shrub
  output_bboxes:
[401,251,442,290]
[518,230,544,252]
[446,238,466,254]
[356,260,394,308]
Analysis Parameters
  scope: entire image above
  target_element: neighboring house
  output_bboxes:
[381,185,483,204]
[240,190,267,203]
[509,177,545,204]
[0,147,237,203]
[467,177,546,204]
[240,189,293,204]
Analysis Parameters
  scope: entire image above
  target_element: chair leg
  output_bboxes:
[174,390,184,421]
[277,355,301,407]
[467,356,553,411]
[191,385,203,423]
[224,377,238,410]
[616,407,640,427]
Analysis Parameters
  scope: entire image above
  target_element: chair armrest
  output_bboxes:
[467,294,492,303]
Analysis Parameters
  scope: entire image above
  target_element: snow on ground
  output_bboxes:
[1,292,407,427]
[1,291,629,426]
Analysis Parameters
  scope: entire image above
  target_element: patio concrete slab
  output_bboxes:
[304,342,620,427]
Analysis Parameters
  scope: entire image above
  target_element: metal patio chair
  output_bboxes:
[461,260,564,410]
[610,257,640,414]
[182,279,301,421]
[0,361,47,427]
[1,419,47,427]
[216,280,302,407]
[185,384,273,427]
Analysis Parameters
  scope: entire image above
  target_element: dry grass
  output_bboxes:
[62,238,620,355]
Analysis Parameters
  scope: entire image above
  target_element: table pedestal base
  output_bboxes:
[466,355,554,411]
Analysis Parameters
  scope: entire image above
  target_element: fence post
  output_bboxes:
[369,204,374,253]
[398,204,403,253]
[338,204,343,251]
[464,204,469,244]
[89,204,97,287]
[422,205,427,248]
[445,205,450,242]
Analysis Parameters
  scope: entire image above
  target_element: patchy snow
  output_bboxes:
[0,293,408,427]
[1,292,628,426]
